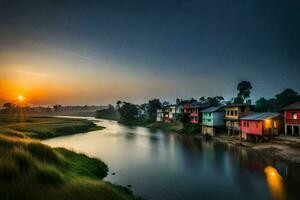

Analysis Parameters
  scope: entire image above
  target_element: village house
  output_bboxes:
[156,109,164,122]
[163,105,177,123]
[224,104,252,135]
[183,101,210,124]
[201,106,224,136]
[282,102,300,136]
[239,113,282,141]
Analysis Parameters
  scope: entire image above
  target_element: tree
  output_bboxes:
[275,88,300,109]
[3,102,15,109]
[118,102,138,121]
[198,96,224,106]
[176,98,182,105]
[255,98,276,112]
[235,81,252,103]
[233,96,244,104]
[96,104,120,120]
[162,101,170,107]
[116,100,122,109]
[207,96,224,106]
[180,113,190,126]
[147,99,162,121]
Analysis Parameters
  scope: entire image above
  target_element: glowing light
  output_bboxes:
[18,95,24,101]
[264,166,285,200]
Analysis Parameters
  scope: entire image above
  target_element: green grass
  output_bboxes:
[0,134,142,200]
[146,121,183,132]
[0,115,104,139]
[0,115,142,200]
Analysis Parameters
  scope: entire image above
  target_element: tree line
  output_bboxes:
[100,81,300,123]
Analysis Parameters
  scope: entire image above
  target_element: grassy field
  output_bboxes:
[0,115,142,200]
[0,115,103,139]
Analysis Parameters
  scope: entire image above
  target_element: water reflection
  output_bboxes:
[265,166,285,200]
[43,118,299,200]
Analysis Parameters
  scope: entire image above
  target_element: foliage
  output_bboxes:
[275,88,300,109]
[233,81,252,103]
[255,88,300,111]
[179,113,190,126]
[180,123,201,134]
[95,105,120,120]
[118,102,138,122]
[147,99,162,121]
[199,96,224,106]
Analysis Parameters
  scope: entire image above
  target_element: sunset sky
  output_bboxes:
[0,0,299,106]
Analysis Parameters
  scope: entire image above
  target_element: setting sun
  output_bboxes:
[18,95,24,101]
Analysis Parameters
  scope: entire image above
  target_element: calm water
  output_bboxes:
[43,117,300,200]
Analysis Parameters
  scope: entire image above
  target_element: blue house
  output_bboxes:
[201,106,224,136]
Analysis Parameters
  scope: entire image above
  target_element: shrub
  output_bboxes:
[0,157,20,180]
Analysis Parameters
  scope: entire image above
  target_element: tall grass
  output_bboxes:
[0,130,141,200]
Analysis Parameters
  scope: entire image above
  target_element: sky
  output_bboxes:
[0,0,299,106]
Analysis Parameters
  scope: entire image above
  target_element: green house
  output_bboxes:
[201,106,224,136]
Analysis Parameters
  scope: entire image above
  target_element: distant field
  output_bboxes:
[0,115,103,139]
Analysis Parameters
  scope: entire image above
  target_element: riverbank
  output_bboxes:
[0,115,142,200]
[214,135,300,164]
[0,115,104,139]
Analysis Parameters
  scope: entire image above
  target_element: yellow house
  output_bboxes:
[224,104,252,135]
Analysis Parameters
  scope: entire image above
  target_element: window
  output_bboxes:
[256,122,259,128]
[292,112,297,119]
[231,111,234,116]
[234,111,238,116]
[241,107,245,112]
[247,122,249,127]
[227,111,229,116]
[243,121,246,127]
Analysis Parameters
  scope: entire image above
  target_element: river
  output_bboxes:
[43,117,299,200]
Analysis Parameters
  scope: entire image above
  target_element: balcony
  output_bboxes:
[286,118,300,125]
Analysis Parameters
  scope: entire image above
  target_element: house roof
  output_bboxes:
[201,106,224,113]
[282,102,300,110]
[224,103,251,108]
[240,112,280,121]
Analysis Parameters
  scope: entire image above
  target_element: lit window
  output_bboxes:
[292,112,297,119]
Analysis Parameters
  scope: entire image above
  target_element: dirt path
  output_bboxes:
[214,135,300,164]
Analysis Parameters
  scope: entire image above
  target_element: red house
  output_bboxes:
[282,102,300,136]
[240,113,281,141]
[183,101,209,124]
